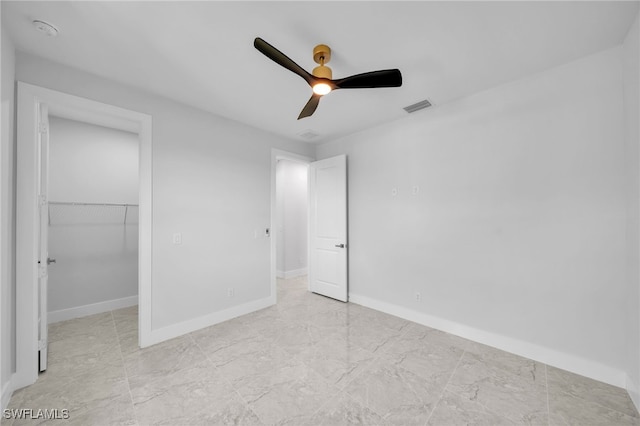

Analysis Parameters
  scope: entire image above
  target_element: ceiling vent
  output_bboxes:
[403,99,432,114]
[297,130,319,140]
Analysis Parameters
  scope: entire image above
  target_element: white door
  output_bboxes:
[308,155,348,302]
[37,103,50,371]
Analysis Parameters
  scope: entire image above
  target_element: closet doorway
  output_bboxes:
[15,83,152,389]
[47,117,140,325]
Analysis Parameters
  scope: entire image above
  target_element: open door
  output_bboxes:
[308,155,348,302]
[37,103,50,371]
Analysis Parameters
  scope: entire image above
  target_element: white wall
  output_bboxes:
[624,11,640,407]
[317,47,627,386]
[275,159,308,278]
[48,117,139,204]
[15,53,314,336]
[47,117,138,316]
[1,24,16,408]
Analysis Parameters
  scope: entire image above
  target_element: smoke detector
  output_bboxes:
[32,20,59,37]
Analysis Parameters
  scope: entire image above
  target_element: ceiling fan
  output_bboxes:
[254,37,403,119]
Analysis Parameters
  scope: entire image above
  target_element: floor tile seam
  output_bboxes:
[350,318,410,337]
[303,385,346,421]
[110,310,140,426]
[548,386,640,420]
[424,349,467,426]
[231,390,268,426]
[331,351,384,392]
[340,358,402,421]
[187,332,264,424]
[224,353,332,425]
[545,364,550,426]
[441,360,556,425]
[298,349,375,394]
[437,386,524,425]
[342,386,388,421]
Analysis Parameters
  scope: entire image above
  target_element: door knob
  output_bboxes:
[335,244,345,248]
[47,258,56,265]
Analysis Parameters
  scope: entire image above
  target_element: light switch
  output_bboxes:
[172,233,182,245]
[412,186,420,195]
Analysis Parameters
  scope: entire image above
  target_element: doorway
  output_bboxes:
[270,150,349,304]
[275,159,309,282]
[15,83,152,389]
[47,116,139,326]
[270,150,312,300]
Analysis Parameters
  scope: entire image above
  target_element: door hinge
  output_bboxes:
[38,194,47,206]
[38,339,47,351]
[38,122,48,134]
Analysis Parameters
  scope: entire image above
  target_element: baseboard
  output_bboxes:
[277,268,307,279]
[627,374,640,413]
[349,293,627,388]
[146,296,274,347]
[48,295,138,324]
[1,377,13,411]
[283,268,307,279]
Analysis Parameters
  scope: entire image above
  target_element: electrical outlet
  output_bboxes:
[227,288,234,297]
[415,292,421,302]
[412,186,420,195]
[391,187,398,197]
[172,233,182,245]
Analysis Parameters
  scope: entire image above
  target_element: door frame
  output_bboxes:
[14,82,153,389]
[270,149,313,300]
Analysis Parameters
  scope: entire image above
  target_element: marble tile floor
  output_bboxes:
[5,276,639,425]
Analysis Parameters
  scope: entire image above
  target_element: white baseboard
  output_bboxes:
[145,296,274,348]
[283,268,307,279]
[1,377,13,411]
[276,268,307,279]
[48,295,138,324]
[627,374,640,413]
[349,293,627,388]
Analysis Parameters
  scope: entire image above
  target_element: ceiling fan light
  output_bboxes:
[312,83,332,95]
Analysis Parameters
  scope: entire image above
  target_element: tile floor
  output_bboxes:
[5,276,640,425]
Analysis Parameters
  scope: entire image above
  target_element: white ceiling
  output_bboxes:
[3,1,638,144]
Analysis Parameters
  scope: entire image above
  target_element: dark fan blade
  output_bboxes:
[333,69,402,89]
[254,37,315,86]
[298,94,321,120]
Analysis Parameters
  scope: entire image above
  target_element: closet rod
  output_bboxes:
[48,201,139,225]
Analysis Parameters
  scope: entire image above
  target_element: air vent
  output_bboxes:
[297,130,319,140]
[403,99,432,114]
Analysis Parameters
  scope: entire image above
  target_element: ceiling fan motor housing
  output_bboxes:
[313,44,331,64]
[313,65,332,79]
[312,44,333,79]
